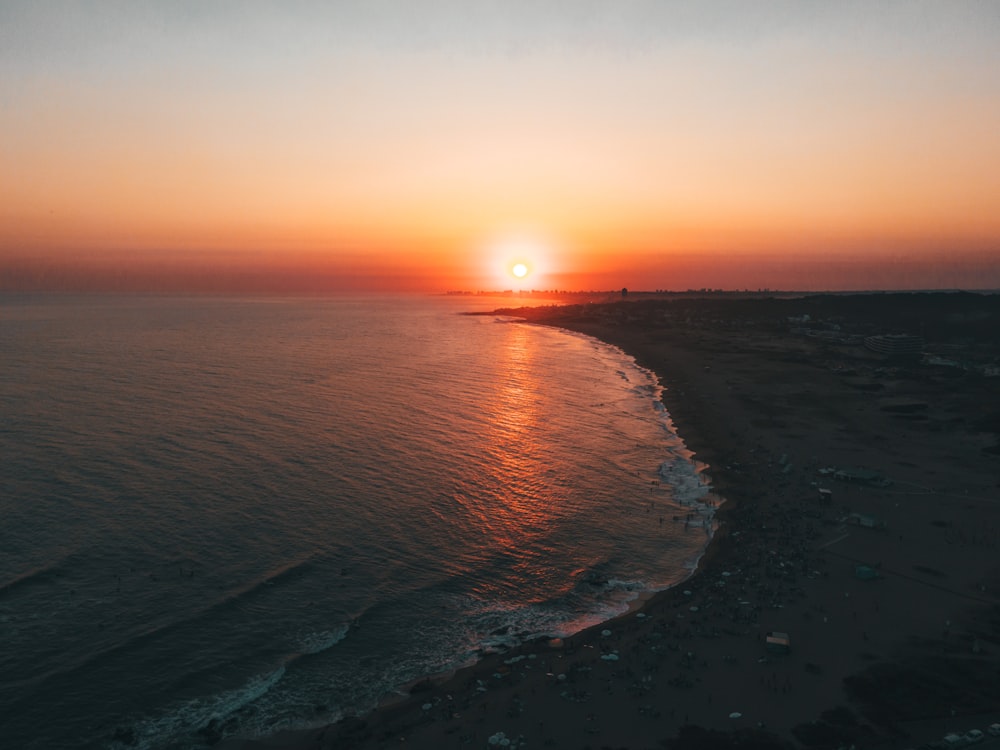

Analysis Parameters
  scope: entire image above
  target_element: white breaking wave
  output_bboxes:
[296,624,350,655]
[111,666,286,750]
[659,457,712,505]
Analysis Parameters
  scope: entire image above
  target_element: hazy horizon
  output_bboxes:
[3,2,999,292]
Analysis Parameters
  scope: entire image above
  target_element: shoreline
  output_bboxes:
[226,314,736,750]
[234,293,1000,750]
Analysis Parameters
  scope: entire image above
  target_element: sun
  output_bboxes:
[484,232,553,288]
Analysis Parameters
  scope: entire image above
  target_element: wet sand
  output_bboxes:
[232,293,1000,750]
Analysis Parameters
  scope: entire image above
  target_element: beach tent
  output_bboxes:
[765,631,791,654]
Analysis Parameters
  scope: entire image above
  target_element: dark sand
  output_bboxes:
[229,293,1000,750]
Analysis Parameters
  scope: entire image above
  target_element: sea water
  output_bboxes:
[0,293,713,749]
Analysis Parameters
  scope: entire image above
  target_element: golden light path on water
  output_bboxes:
[485,323,546,546]
[457,321,575,602]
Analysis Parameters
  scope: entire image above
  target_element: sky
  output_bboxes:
[2,1,999,292]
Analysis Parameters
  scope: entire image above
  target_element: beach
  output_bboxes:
[234,293,1000,750]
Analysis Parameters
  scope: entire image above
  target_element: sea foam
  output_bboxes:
[111,667,286,750]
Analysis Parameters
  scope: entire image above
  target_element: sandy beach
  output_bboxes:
[231,293,1000,750]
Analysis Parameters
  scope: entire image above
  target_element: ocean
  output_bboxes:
[0,294,714,749]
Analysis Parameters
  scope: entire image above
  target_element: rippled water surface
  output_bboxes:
[0,294,712,749]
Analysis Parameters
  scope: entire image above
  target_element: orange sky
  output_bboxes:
[2,2,999,292]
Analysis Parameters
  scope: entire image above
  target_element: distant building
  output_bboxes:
[864,334,924,356]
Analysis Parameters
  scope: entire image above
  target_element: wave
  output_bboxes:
[106,666,287,750]
[215,556,317,609]
[100,620,354,750]
[0,561,63,597]
[12,555,319,699]
[295,624,350,656]
[454,570,651,655]
[99,621,354,749]
[658,457,712,506]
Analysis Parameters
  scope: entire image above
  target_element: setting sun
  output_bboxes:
[480,233,556,289]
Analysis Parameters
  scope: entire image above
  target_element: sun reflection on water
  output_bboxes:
[474,323,565,588]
